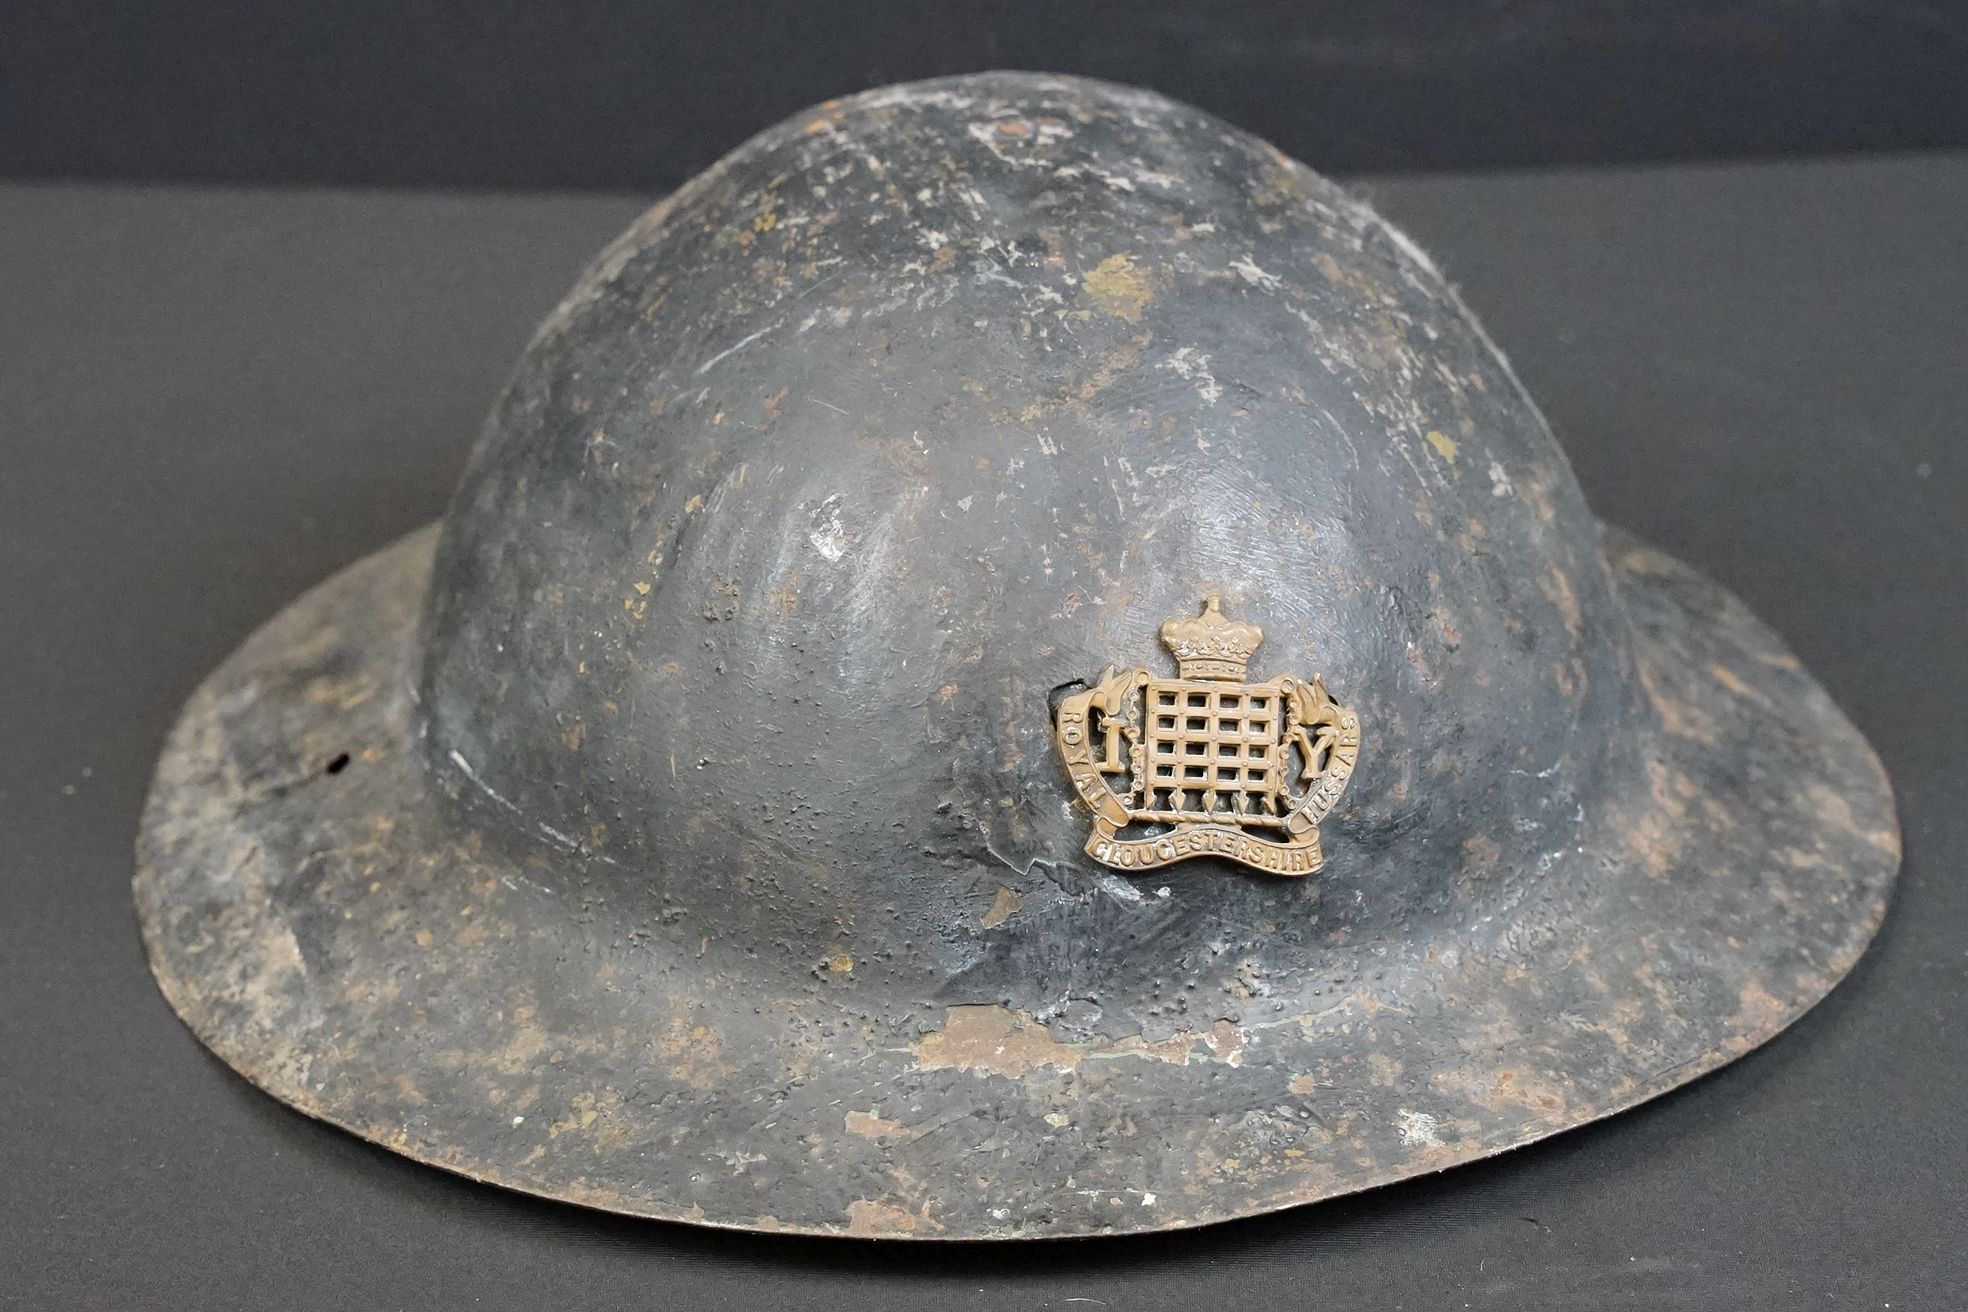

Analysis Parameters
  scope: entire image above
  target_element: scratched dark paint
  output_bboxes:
[135,74,1899,1239]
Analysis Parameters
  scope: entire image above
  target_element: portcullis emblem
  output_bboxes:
[1052,598,1361,876]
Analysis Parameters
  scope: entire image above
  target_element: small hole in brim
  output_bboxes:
[324,752,351,775]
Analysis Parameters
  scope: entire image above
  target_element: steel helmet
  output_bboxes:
[137,72,1898,1239]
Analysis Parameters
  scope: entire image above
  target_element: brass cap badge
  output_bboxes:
[1052,598,1361,876]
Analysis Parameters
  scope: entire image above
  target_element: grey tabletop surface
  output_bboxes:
[2,153,1963,1308]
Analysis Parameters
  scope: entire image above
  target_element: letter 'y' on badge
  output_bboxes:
[1051,598,1360,876]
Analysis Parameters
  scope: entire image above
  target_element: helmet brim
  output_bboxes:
[134,521,1898,1239]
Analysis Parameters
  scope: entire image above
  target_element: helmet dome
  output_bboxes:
[418,73,1637,1029]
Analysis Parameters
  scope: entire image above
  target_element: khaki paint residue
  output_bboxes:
[1082,253,1154,322]
[547,1089,633,1150]
[656,1019,732,1090]
[911,1005,1244,1077]
[1638,660,1720,746]
[845,1110,909,1140]
[980,884,1023,929]
[913,1005,1083,1077]
[1541,563,1583,644]
[1709,662,1775,709]
[1205,1018,1246,1066]
[845,1198,944,1237]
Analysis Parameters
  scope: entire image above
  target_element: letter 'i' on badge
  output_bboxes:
[1051,597,1361,875]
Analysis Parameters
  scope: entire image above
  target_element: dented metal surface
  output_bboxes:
[134,73,1899,1239]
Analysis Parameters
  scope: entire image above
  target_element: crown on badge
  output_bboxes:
[1159,596,1264,681]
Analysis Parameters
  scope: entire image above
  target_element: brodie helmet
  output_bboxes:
[136,73,1898,1239]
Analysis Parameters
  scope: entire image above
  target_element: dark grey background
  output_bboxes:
[6,0,1968,188]
[3,154,1964,1306]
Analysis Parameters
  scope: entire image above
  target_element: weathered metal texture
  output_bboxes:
[135,73,1899,1239]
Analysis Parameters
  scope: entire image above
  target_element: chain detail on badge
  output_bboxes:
[1052,598,1361,876]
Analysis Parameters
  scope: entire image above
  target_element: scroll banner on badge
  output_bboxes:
[1083,819,1325,875]
[1055,716,1333,877]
